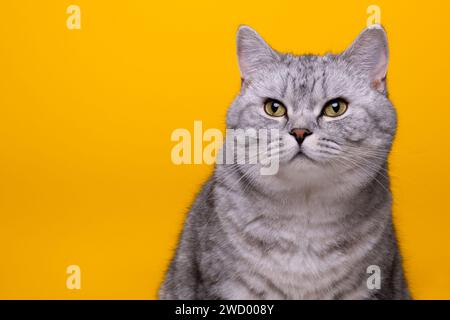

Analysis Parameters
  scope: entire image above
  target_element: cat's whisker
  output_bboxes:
[337,156,391,193]
[338,153,388,173]
[341,151,392,170]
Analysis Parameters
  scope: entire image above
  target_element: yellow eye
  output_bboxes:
[264,100,287,117]
[322,98,348,117]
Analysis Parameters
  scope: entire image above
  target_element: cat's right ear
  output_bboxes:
[342,24,389,94]
[236,26,280,80]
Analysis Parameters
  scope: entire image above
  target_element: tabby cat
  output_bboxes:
[159,24,410,300]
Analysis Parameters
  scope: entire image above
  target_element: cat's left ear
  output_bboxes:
[342,24,389,94]
[236,25,280,80]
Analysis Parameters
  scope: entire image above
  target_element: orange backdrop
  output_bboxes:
[0,0,449,299]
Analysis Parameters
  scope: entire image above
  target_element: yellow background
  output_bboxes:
[0,0,449,299]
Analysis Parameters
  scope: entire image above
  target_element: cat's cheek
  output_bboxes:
[279,135,299,162]
[301,135,327,162]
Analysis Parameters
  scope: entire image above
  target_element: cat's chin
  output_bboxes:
[289,151,317,164]
[275,156,323,179]
[256,161,335,194]
[268,152,342,185]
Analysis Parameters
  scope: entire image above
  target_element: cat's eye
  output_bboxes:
[322,98,348,117]
[264,99,287,117]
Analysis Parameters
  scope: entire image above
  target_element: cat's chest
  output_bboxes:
[222,203,370,299]
[223,233,368,299]
[226,230,369,299]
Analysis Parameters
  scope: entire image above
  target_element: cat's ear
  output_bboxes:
[236,25,280,79]
[342,24,389,94]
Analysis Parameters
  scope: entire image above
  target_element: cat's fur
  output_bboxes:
[159,25,410,299]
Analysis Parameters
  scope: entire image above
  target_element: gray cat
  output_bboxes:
[159,24,410,300]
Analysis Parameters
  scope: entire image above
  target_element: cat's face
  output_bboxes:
[225,25,397,191]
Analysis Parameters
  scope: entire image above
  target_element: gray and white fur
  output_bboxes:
[159,25,410,300]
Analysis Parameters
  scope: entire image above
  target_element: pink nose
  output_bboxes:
[290,128,312,145]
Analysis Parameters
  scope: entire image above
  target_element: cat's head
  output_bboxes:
[225,25,397,192]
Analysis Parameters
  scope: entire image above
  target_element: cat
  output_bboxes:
[159,24,410,300]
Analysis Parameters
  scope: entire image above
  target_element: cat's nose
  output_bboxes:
[289,128,312,145]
